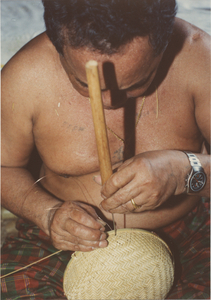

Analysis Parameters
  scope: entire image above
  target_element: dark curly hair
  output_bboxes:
[42,0,177,56]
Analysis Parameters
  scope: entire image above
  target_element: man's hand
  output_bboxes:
[98,150,188,213]
[48,201,108,252]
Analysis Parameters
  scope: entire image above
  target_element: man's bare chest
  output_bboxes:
[33,88,203,177]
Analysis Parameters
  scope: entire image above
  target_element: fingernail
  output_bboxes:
[100,233,107,240]
[99,240,108,248]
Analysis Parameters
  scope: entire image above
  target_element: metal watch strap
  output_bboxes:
[183,151,205,193]
[184,151,202,171]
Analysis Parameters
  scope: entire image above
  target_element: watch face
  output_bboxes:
[190,172,206,192]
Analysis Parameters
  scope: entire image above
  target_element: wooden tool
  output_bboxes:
[86,60,116,234]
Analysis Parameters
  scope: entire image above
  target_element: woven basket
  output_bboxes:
[63,228,174,300]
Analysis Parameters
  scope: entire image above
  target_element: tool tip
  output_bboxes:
[86,60,98,68]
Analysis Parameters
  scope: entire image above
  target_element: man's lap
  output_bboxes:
[1,219,71,299]
[1,198,210,299]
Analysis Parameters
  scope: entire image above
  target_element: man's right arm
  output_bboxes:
[1,57,58,234]
[1,51,107,251]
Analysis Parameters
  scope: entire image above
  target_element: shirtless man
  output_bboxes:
[1,0,210,298]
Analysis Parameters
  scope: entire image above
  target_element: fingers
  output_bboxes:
[57,201,104,230]
[101,183,135,212]
[101,187,145,214]
[99,151,180,215]
[100,174,165,214]
[55,240,107,252]
[76,202,105,228]
[64,217,106,241]
[101,180,168,214]
[101,165,135,200]
[100,155,168,213]
[51,223,108,251]
[49,201,108,252]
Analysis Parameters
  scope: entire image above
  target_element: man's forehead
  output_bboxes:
[63,37,157,88]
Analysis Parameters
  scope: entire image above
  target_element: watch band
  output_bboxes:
[183,151,206,193]
[184,151,202,171]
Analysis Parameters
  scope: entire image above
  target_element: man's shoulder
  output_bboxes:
[170,19,210,121]
[168,18,210,84]
[1,33,63,114]
[2,33,59,85]
[2,33,63,103]
[12,32,57,62]
[173,18,210,59]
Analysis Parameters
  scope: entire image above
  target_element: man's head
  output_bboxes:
[42,0,177,57]
[59,37,164,108]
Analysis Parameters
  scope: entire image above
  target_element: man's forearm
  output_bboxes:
[1,166,62,235]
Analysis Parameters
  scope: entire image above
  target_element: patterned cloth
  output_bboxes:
[163,198,210,299]
[1,198,210,300]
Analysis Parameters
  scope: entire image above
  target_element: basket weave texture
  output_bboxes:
[64,228,174,300]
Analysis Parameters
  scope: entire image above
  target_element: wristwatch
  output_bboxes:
[184,151,206,193]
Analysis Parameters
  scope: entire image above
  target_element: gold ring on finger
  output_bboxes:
[131,198,141,211]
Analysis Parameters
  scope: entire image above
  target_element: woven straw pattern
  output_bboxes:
[64,228,174,300]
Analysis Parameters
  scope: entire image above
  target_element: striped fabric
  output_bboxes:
[1,198,210,299]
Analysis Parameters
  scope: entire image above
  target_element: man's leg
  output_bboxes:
[1,218,72,299]
[161,198,210,299]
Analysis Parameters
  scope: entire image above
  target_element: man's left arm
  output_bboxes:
[99,31,210,214]
[187,30,210,197]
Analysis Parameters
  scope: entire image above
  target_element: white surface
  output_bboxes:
[1,0,211,65]
[1,0,45,64]
[177,0,211,34]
